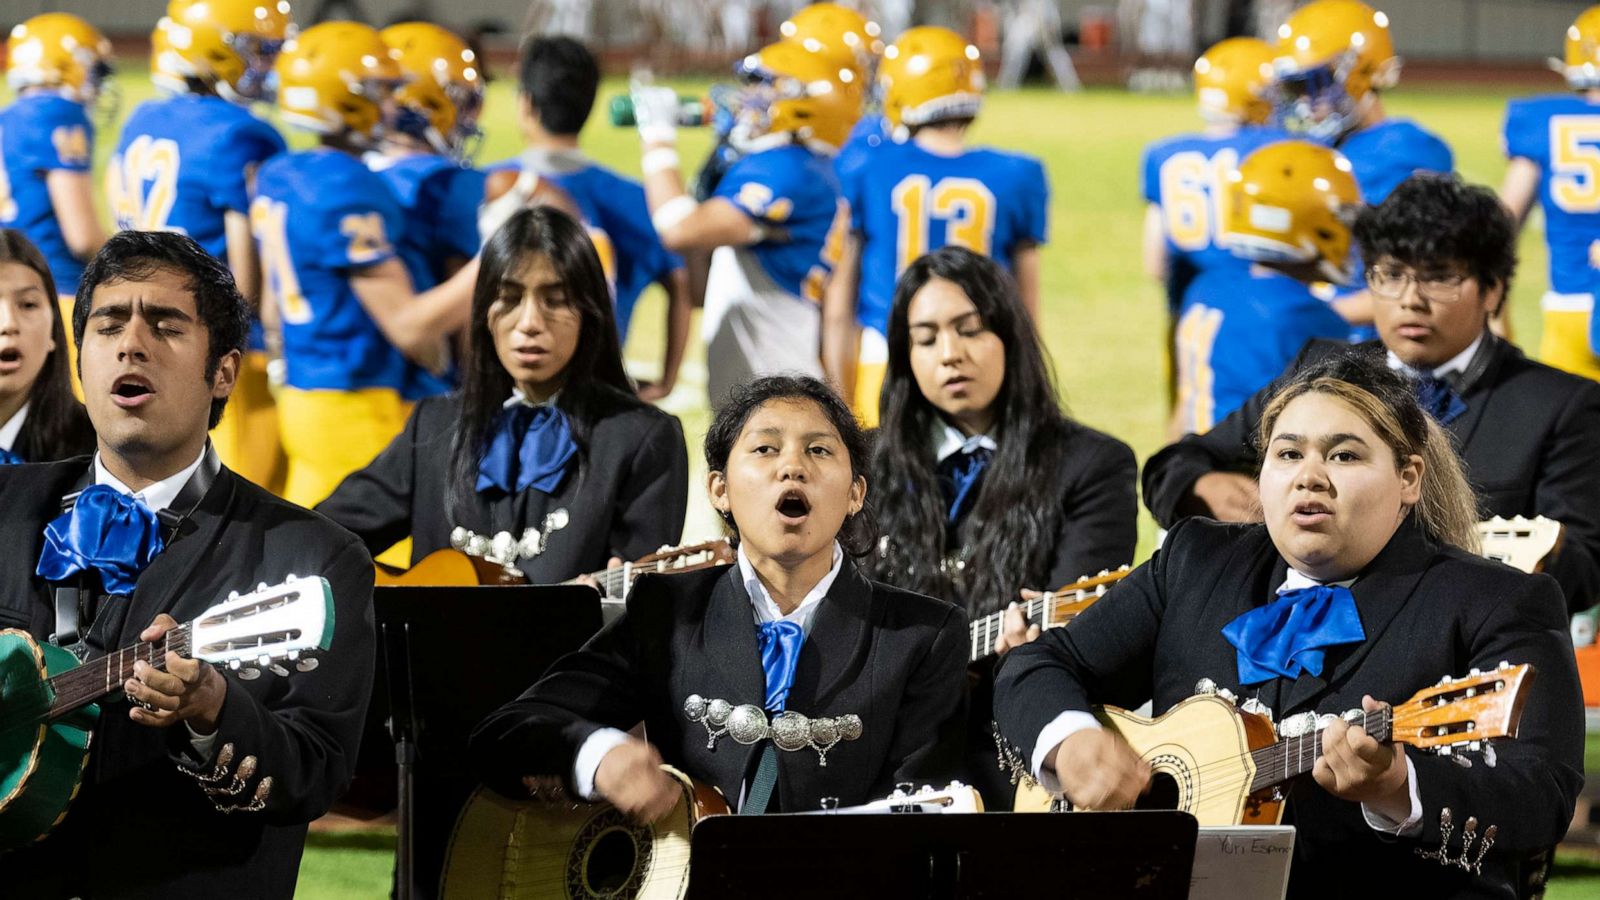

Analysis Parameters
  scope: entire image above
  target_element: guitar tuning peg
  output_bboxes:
[1497,660,1510,669]
[296,657,319,672]
[1434,745,1454,757]
[228,659,242,670]
[269,663,289,677]
[257,654,273,668]
[285,573,298,582]
[1469,667,1481,676]
[228,590,240,600]
[286,650,299,661]
[659,544,672,552]
[1436,674,1450,686]
[1468,740,1482,751]
[238,667,261,681]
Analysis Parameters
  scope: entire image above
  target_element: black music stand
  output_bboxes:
[368,585,603,900]
[686,810,1198,899]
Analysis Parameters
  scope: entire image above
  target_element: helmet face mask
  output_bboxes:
[227,32,288,102]
[378,21,484,161]
[1273,59,1359,141]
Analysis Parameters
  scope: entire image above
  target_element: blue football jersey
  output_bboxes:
[1175,266,1352,433]
[834,113,891,182]
[842,140,1048,335]
[368,153,484,292]
[1334,118,1453,205]
[108,95,285,257]
[1504,94,1600,295]
[253,149,427,396]
[0,93,94,295]
[1140,125,1291,311]
[713,143,847,302]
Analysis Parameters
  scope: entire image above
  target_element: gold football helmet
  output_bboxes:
[779,3,884,80]
[1564,5,1600,89]
[1272,0,1399,140]
[878,26,984,131]
[1194,37,1275,125]
[1224,140,1363,284]
[6,13,114,105]
[273,21,402,144]
[732,39,863,153]
[153,0,295,102]
[380,22,484,159]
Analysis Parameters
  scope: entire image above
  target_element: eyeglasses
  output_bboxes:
[1365,264,1470,303]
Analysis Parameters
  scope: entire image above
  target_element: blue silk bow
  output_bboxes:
[1221,584,1366,685]
[1414,375,1467,426]
[937,446,993,524]
[0,447,23,465]
[475,404,578,496]
[36,484,166,595]
[756,620,806,712]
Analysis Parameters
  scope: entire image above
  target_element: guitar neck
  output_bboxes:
[968,594,1080,663]
[44,625,193,720]
[1246,707,1391,794]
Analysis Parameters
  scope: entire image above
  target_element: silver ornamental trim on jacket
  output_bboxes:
[683,693,862,766]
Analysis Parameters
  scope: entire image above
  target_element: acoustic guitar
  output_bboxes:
[0,576,334,850]
[1477,515,1563,575]
[375,539,736,594]
[1012,662,1534,820]
[439,769,980,900]
[968,567,1130,662]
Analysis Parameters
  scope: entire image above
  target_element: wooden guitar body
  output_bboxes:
[1014,694,1281,823]
[0,630,98,850]
[440,767,729,900]
[375,549,528,587]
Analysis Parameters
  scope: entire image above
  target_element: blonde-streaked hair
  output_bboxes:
[1256,352,1481,554]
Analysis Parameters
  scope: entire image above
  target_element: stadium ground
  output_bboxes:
[68,68,1598,895]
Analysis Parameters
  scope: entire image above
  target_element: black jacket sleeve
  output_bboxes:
[1045,434,1139,588]
[608,412,689,561]
[172,533,377,825]
[315,402,424,559]
[992,519,1181,767]
[878,604,970,795]
[1405,574,1585,852]
[1532,380,1600,613]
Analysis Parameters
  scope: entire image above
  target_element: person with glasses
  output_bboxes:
[1144,172,1600,614]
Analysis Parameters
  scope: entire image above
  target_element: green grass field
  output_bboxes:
[50,68,1597,895]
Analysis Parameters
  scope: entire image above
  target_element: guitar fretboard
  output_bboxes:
[1247,707,1392,793]
[564,546,729,599]
[46,625,194,720]
[969,592,1084,663]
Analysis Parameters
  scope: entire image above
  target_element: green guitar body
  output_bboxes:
[0,628,99,852]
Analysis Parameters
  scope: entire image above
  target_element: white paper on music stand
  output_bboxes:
[1188,825,1295,900]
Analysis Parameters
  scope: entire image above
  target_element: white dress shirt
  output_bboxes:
[0,402,28,452]
[571,542,844,801]
[933,422,998,463]
[1386,332,1483,381]
[1031,567,1422,836]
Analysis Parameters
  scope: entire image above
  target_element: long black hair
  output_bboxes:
[866,246,1072,615]
[704,374,877,556]
[448,205,639,508]
[0,229,92,461]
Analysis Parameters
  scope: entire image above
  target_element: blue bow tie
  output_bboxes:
[756,620,806,712]
[476,403,578,496]
[36,484,166,595]
[937,446,993,524]
[0,447,23,465]
[1413,374,1466,425]
[1221,583,1366,685]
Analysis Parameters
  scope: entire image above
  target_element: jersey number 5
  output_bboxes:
[1550,116,1600,214]
[891,175,997,274]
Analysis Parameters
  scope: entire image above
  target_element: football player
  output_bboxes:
[252,21,476,509]
[632,39,860,409]
[824,26,1047,424]
[1272,0,1451,328]
[0,13,113,385]
[1173,141,1357,436]
[1499,4,1600,381]
[369,21,488,402]
[482,35,690,402]
[109,0,294,491]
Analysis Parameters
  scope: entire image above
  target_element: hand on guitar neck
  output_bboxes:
[123,613,228,733]
[589,736,680,824]
[1311,694,1411,822]
[994,593,1045,656]
[573,556,625,596]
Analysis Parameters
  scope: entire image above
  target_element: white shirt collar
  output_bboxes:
[0,402,28,452]
[520,146,591,176]
[737,541,843,632]
[1278,568,1358,594]
[503,387,561,409]
[933,421,998,463]
[94,447,207,514]
[1386,332,1484,380]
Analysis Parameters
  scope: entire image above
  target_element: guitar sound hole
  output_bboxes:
[585,829,639,893]
[1137,772,1181,811]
